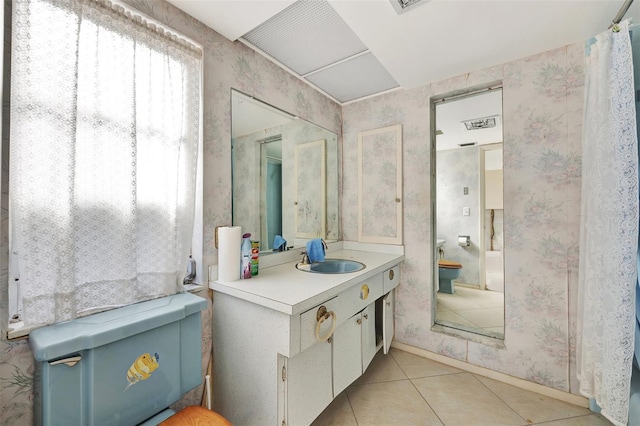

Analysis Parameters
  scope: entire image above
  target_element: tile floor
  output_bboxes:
[436,286,505,336]
[311,348,611,426]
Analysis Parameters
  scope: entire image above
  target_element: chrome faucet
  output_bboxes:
[300,251,310,265]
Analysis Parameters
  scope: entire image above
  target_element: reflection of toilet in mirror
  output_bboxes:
[438,259,462,294]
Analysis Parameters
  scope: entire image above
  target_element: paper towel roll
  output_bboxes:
[218,226,242,282]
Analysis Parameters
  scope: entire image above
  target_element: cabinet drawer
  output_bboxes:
[383,266,400,293]
[337,273,383,320]
[299,274,384,353]
[300,296,339,353]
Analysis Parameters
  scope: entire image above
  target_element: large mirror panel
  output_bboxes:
[231,90,339,253]
[433,87,505,339]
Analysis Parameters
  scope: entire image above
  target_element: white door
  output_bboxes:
[383,291,395,354]
[361,304,377,372]
[286,340,333,426]
[332,312,363,396]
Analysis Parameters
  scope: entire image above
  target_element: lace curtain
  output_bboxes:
[10,0,202,326]
[577,20,639,426]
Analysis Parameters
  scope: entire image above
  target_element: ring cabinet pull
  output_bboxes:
[315,306,337,342]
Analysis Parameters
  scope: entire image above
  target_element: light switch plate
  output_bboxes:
[463,207,470,216]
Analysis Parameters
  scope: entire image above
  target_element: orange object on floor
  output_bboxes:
[160,406,232,426]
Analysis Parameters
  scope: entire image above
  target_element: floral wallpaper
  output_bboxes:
[295,140,325,237]
[0,0,342,424]
[343,43,585,394]
[360,127,401,240]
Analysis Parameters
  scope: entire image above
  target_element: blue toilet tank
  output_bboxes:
[29,292,207,426]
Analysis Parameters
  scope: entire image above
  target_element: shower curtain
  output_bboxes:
[577,19,639,426]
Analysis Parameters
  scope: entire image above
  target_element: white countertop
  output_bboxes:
[210,246,404,316]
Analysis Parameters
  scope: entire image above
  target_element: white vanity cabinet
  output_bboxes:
[333,303,376,396]
[281,339,333,426]
[210,248,403,426]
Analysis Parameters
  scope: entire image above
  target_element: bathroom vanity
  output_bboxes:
[209,243,403,426]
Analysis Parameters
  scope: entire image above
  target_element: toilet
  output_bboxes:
[438,259,462,294]
[29,292,232,426]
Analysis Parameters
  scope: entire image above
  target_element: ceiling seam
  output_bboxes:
[300,49,370,78]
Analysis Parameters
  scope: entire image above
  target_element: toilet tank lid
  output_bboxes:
[29,292,207,362]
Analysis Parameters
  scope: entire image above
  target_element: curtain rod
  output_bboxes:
[611,0,634,28]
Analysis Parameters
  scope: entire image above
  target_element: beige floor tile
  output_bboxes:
[474,299,505,309]
[488,307,505,317]
[456,308,504,327]
[412,373,526,426]
[438,294,484,310]
[311,391,358,426]
[536,414,613,425]
[353,350,407,385]
[454,286,481,296]
[437,301,450,312]
[475,376,591,423]
[390,348,463,379]
[484,326,505,335]
[459,288,505,308]
[436,309,477,326]
[347,380,444,425]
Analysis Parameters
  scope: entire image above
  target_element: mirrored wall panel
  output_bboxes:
[433,87,505,339]
[231,90,339,253]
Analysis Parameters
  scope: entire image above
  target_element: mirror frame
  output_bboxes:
[430,83,505,341]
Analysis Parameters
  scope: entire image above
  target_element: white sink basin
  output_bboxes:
[297,259,366,274]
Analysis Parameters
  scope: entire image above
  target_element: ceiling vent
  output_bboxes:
[462,116,498,131]
[240,0,399,103]
[389,0,428,15]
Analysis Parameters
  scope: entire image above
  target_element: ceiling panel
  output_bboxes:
[306,52,399,103]
[242,0,368,76]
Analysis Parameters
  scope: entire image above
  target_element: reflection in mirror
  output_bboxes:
[433,87,505,339]
[261,137,283,250]
[231,90,339,253]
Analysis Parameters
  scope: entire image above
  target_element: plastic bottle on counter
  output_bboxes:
[251,241,259,276]
[240,233,252,279]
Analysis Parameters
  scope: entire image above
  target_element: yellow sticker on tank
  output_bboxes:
[124,352,159,391]
[360,284,369,300]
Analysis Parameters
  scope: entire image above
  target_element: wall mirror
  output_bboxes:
[231,89,339,253]
[432,87,504,339]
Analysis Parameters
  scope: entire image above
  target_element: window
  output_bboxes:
[8,0,202,332]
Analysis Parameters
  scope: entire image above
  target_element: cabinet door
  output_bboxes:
[383,290,395,354]
[332,312,363,396]
[358,124,403,244]
[361,304,377,373]
[294,139,326,239]
[286,340,333,426]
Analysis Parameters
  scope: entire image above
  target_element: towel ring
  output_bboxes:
[315,306,337,342]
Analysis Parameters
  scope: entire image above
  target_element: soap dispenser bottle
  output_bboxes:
[241,233,252,279]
